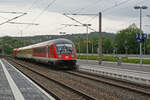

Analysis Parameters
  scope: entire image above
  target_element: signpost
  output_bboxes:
[135,33,147,66]
[135,33,147,43]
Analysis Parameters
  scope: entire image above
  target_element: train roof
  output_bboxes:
[52,38,73,44]
[17,38,73,51]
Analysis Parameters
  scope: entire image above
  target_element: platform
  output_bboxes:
[77,60,150,86]
[77,59,150,72]
[0,59,55,100]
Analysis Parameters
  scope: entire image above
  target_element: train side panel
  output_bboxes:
[14,38,77,69]
[33,46,47,57]
[17,48,33,59]
[48,44,57,60]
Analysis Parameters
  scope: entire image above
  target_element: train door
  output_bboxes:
[48,44,53,58]
[47,45,49,58]
[51,45,54,58]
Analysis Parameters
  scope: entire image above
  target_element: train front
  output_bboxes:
[54,39,77,69]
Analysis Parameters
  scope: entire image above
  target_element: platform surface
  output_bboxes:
[77,59,150,72]
[77,59,150,86]
[0,59,55,100]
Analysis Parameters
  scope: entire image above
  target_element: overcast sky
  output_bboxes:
[0,0,150,37]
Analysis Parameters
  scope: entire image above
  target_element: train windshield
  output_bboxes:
[56,44,74,54]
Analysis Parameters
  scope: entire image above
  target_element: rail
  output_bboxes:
[5,58,97,100]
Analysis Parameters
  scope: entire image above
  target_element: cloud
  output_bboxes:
[0,0,150,37]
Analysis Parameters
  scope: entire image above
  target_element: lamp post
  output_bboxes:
[134,5,148,66]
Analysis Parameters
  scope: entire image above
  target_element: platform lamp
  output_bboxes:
[134,5,148,66]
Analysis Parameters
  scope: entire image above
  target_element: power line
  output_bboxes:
[0,14,39,25]
[62,0,133,34]
[24,0,40,12]
[9,22,39,25]
[66,0,132,25]
[102,0,132,12]
[32,0,57,22]
[23,0,57,32]
[72,0,103,14]
[62,24,81,26]
[0,11,26,14]
[0,13,27,26]
[84,0,133,23]
[63,13,97,32]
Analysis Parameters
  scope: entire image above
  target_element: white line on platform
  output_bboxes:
[3,59,55,100]
[0,59,25,100]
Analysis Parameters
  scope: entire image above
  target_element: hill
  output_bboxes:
[13,32,115,43]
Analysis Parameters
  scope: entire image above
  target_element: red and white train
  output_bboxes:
[14,38,77,69]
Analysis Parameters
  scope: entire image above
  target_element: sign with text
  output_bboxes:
[135,33,147,43]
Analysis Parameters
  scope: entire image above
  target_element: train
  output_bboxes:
[14,38,77,69]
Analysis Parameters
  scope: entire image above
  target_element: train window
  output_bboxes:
[55,44,74,54]
[34,47,46,54]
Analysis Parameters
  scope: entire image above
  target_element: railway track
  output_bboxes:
[4,58,96,100]
[5,57,150,100]
[65,71,150,95]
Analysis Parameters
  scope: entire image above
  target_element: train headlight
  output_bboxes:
[72,55,74,58]
[58,55,62,58]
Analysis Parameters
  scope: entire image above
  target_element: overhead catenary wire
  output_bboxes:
[86,0,148,23]
[63,13,97,32]
[24,0,40,12]
[23,0,101,33]
[102,0,132,12]
[72,0,103,14]
[0,0,40,27]
[63,0,133,30]
[9,22,39,25]
[83,0,148,31]
[0,13,27,26]
[0,11,28,21]
[30,0,57,23]
[0,11,26,14]
[83,0,133,23]
[63,0,143,34]
[23,0,57,32]
[0,12,39,25]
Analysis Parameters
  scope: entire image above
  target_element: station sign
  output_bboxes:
[135,33,147,43]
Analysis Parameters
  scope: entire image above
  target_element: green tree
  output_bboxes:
[76,35,113,54]
[114,24,142,54]
[0,36,32,55]
[146,34,150,54]
[102,37,113,54]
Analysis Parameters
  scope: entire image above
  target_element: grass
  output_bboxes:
[77,55,150,64]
